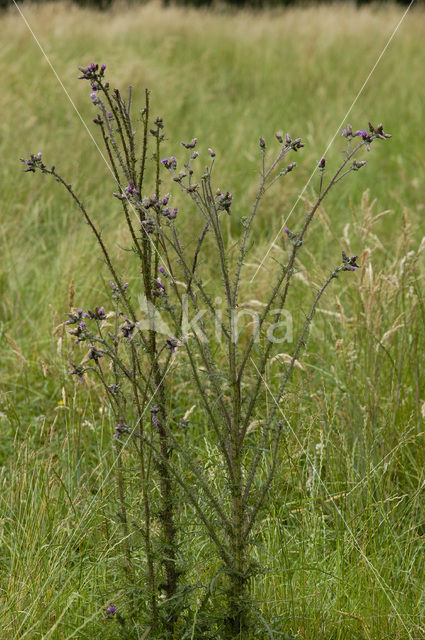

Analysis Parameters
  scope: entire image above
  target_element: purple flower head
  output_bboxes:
[352,160,367,171]
[286,162,296,172]
[318,156,326,169]
[69,361,85,380]
[208,147,216,157]
[113,418,127,439]
[259,136,266,149]
[125,184,140,197]
[150,404,160,427]
[20,152,47,173]
[162,193,171,206]
[161,157,177,170]
[87,345,103,364]
[65,309,84,325]
[285,227,298,241]
[285,133,292,144]
[216,190,232,215]
[154,278,165,294]
[103,602,117,620]
[120,317,135,338]
[275,132,283,143]
[181,138,197,149]
[166,338,178,353]
[342,250,361,271]
[192,151,199,159]
[142,219,154,233]
[90,92,97,101]
[342,124,353,138]
[159,266,167,276]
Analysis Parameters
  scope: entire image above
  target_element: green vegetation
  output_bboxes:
[1,2,425,638]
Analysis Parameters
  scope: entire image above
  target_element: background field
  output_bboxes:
[1,2,425,638]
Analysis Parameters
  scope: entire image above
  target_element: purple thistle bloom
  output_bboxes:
[103,602,117,620]
[166,338,178,353]
[342,250,361,271]
[318,156,326,169]
[285,227,297,241]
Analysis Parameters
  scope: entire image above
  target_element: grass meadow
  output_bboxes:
[1,1,425,638]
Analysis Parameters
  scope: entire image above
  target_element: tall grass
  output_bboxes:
[1,2,425,638]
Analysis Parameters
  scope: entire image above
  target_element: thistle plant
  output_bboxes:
[21,63,391,639]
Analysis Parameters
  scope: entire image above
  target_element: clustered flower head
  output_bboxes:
[69,361,85,382]
[153,277,166,296]
[86,345,104,364]
[103,602,116,620]
[166,338,178,353]
[163,207,178,220]
[113,418,127,439]
[285,227,298,241]
[318,156,326,170]
[120,317,135,338]
[216,189,233,215]
[342,122,391,152]
[67,318,87,344]
[125,184,140,197]
[78,62,107,84]
[78,63,109,102]
[181,138,198,149]
[65,307,107,346]
[111,281,128,300]
[341,250,361,271]
[142,219,155,234]
[283,133,304,151]
[65,309,85,325]
[161,157,177,170]
[84,306,106,320]
[150,404,160,427]
[20,152,48,174]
